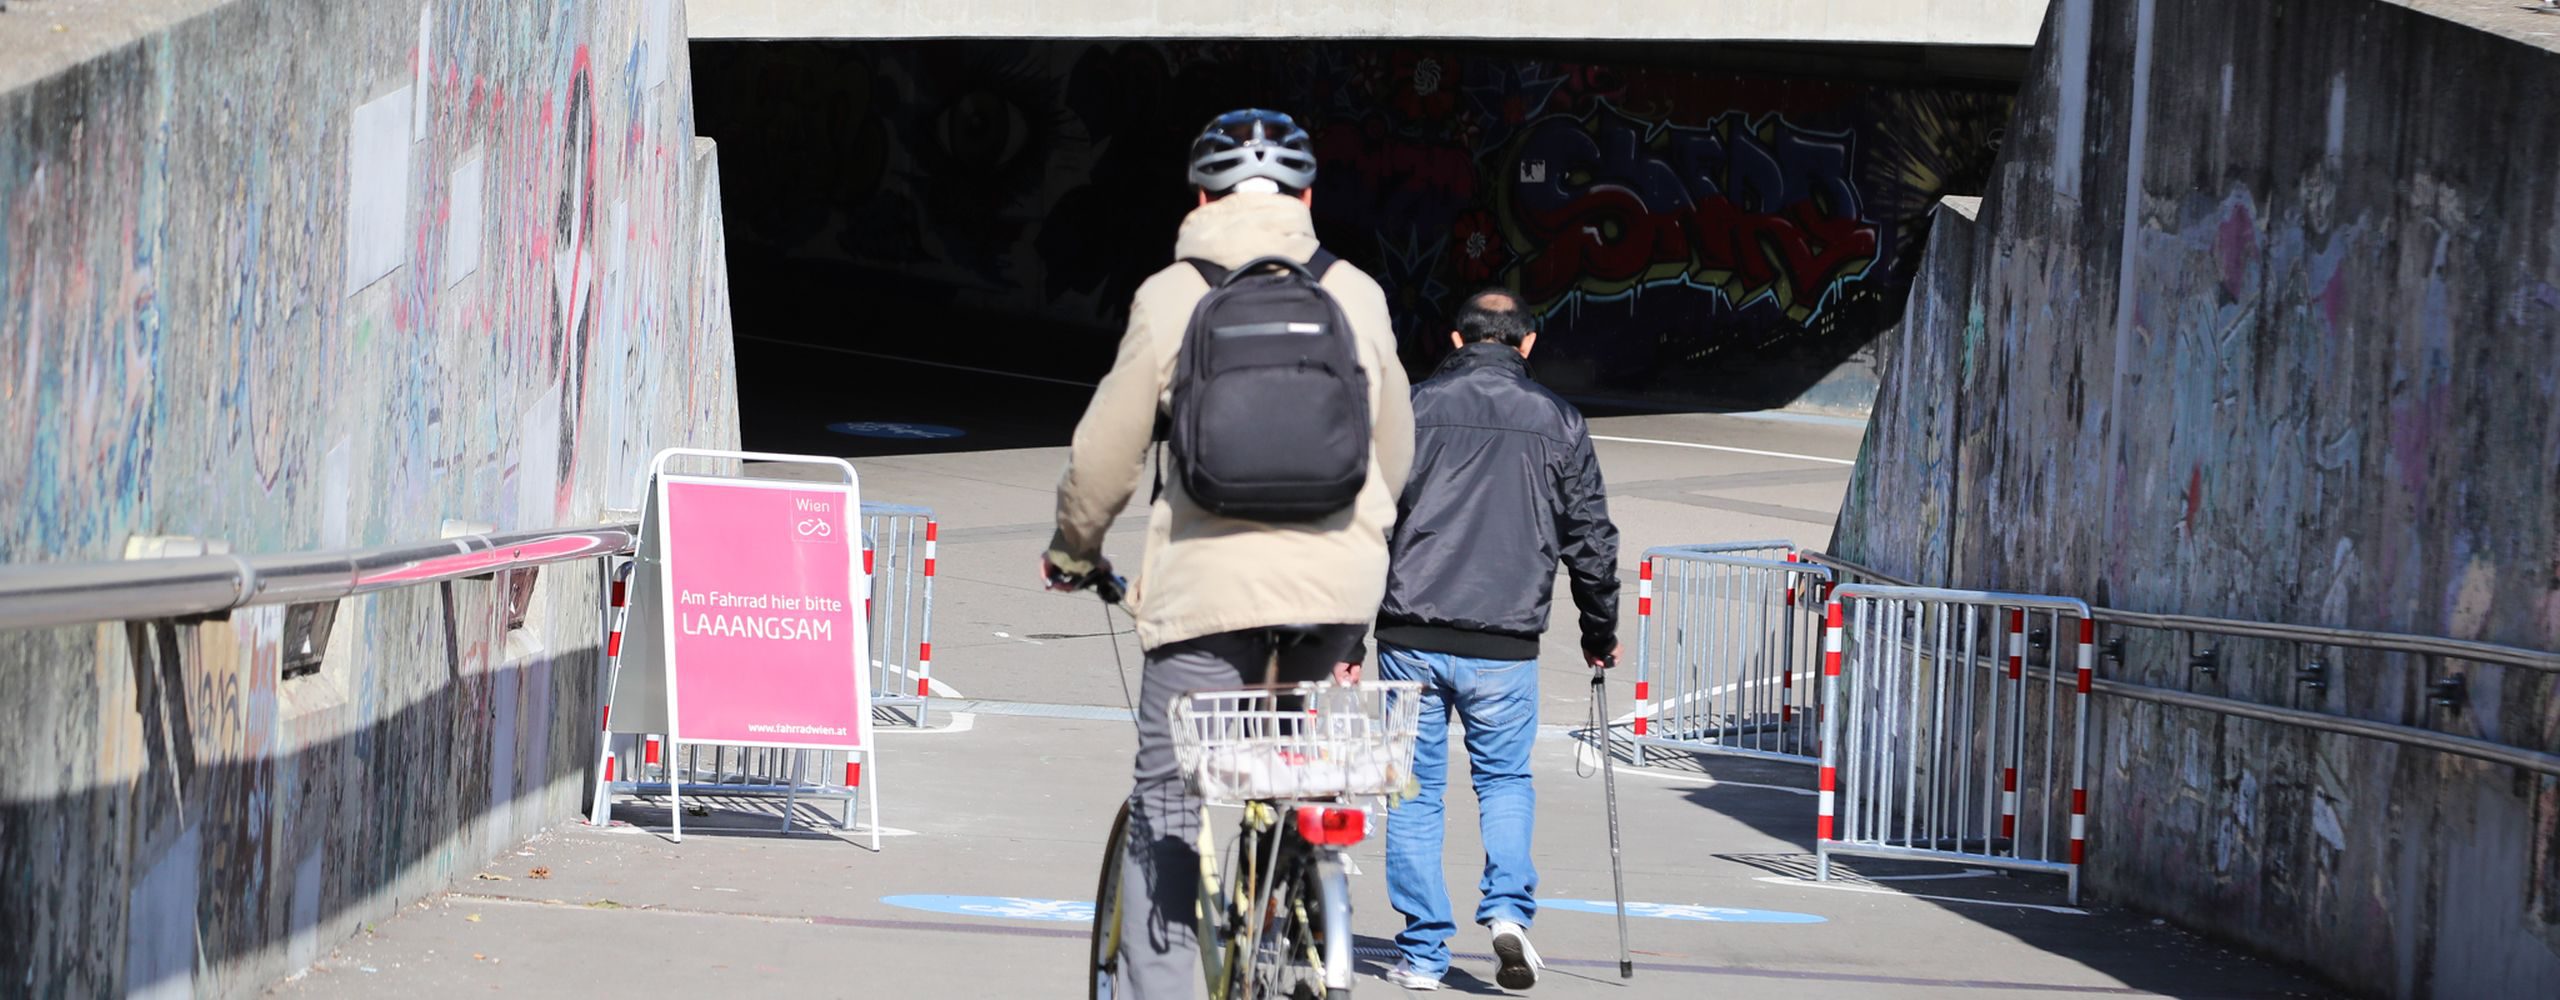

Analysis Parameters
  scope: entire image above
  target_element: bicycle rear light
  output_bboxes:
[1295,806,1368,847]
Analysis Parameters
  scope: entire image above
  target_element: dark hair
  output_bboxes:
[1454,289,1534,347]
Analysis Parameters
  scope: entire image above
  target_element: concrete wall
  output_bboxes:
[0,0,740,994]
[687,0,2053,46]
[1832,0,2560,994]
[697,39,2014,411]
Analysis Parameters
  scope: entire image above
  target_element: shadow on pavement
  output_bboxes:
[1574,727,2339,999]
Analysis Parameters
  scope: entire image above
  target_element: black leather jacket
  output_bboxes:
[1376,343,1620,660]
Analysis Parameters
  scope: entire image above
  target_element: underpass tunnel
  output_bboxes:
[690,39,2025,456]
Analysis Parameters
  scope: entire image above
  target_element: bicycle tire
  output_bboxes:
[1091,801,1131,1000]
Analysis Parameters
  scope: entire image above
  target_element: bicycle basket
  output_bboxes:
[1169,680,1424,803]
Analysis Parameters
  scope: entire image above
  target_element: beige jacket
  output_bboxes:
[1048,193,1414,651]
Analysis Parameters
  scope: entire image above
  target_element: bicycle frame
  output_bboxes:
[1204,800,1351,999]
[1095,798,1356,1000]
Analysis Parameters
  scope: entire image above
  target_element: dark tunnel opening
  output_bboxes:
[692,39,2022,456]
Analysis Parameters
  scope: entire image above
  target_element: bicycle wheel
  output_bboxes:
[1231,834,1327,1000]
[1091,801,1130,1000]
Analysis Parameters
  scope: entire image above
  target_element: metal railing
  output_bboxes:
[1798,552,2560,779]
[0,524,640,631]
[1630,542,1833,765]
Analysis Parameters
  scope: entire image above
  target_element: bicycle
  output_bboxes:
[1058,568,1420,1000]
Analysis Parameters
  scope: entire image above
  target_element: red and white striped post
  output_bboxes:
[1630,558,1654,764]
[915,520,937,698]
[1817,599,1845,845]
[2069,618,2095,866]
[589,561,635,824]
[2001,609,2026,842]
[1781,553,1800,725]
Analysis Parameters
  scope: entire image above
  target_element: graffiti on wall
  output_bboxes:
[1499,105,1877,322]
[0,0,740,993]
[697,41,2011,403]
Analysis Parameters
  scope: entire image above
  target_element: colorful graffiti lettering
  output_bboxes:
[1499,105,1879,323]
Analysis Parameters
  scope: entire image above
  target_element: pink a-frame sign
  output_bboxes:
[654,473,873,752]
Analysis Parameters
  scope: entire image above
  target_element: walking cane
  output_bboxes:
[1590,664,1634,978]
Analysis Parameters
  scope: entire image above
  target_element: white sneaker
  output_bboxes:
[1488,919,1543,990]
[1380,961,1443,990]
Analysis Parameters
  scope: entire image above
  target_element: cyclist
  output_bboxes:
[1042,108,1414,999]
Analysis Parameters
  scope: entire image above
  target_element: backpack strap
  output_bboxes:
[1307,247,1339,279]
[1184,258,1225,286]
[1150,413,1169,505]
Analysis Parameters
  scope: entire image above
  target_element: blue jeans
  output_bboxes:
[1375,643,1539,978]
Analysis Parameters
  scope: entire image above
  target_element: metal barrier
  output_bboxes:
[861,503,939,726]
[1630,542,1834,764]
[1816,585,2095,903]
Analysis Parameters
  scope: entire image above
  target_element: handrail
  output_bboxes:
[2086,607,2560,674]
[1800,550,2560,778]
[0,522,640,632]
[1802,552,2560,673]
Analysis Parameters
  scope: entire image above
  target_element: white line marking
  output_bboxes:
[600,820,920,838]
[875,712,976,736]
[741,335,1099,389]
[1591,435,1855,466]
[1865,868,2002,882]
[1752,876,2086,914]
[1600,761,1816,797]
[1607,680,1789,725]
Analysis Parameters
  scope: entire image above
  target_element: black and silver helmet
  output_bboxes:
[1187,109,1318,196]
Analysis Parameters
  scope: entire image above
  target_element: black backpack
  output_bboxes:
[1162,251,1371,522]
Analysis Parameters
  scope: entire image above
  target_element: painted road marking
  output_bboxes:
[881,895,1093,922]
[881,894,1827,927]
[1540,899,1826,923]
[1752,876,2087,915]
[828,421,967,440]
[1590,434,1855,466]
[1607,763,1817,797]
[597,820,919,838]
[743,335,1101,388]
[872,711,976,736]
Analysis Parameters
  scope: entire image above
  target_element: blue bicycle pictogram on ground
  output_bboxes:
[1540,899,1827,923]
[880,894,1093,922]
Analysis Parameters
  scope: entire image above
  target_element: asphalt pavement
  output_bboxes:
[269,354,2332,998]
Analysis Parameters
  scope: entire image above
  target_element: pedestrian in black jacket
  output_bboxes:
[1372,289,1621,992]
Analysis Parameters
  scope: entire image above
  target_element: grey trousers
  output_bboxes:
[1117,625,1363,1000]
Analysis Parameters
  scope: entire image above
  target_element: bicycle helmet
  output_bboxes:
[1187,109,1318,196]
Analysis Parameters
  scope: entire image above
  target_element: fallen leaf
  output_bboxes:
[464,914,482,923]
[473,872,512,881]
[586,899,625,909]
[473,953,486,961]
[528,867,552,880]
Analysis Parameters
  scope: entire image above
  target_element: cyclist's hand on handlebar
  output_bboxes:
[1041,550,1125,604]
[1040,550,1101,591]
[1586,642,1622,670]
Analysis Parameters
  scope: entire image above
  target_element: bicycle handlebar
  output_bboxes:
[1047,560,1127,605]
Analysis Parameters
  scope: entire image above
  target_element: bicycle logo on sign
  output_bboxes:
[795,518,833,538]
